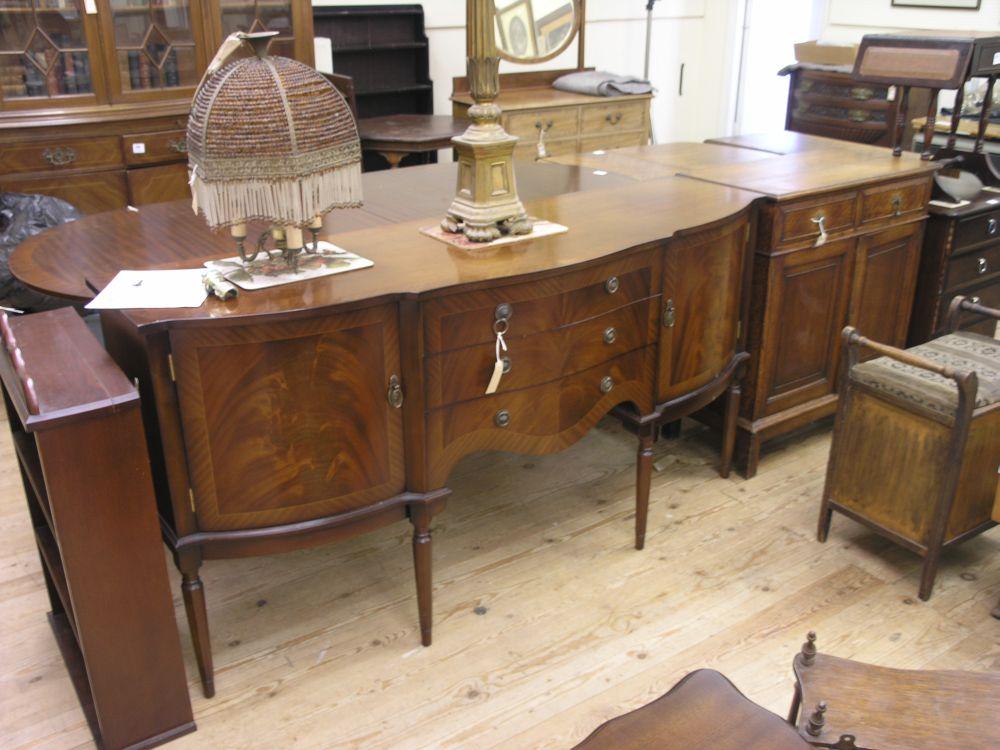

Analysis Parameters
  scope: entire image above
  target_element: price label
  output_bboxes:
[132,142,146,155]
[83,0,97,14]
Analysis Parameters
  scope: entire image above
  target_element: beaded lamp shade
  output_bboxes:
[187,32,362,230]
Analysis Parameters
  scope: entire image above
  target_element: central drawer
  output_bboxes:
[581,100,647,135]
[504,106,580,142]
[425,297,656,409]
[776,190,857,247]
[422,253,654,354]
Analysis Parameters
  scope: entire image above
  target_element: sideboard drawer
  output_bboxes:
[121,129,189,166]
[954,208,1000,250]
[776,191,856,247]
[859,177,929,225]
[581,100,647,135]
[946,242,1000,291]
[0,136,123,175]
[505,106,580,142]
[426,298,654,408]
[423,254,653,353]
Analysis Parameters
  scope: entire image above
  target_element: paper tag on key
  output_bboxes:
[485,329,507,394]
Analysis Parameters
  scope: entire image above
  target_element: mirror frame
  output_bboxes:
[494,0,584,65]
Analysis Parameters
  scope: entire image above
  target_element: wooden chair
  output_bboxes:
[572,669,811,749]
[788,631,1000,749]
[818,296,999,600]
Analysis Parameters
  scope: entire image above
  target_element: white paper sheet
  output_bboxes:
[85,270,209,310]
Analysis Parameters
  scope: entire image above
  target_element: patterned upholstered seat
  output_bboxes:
[851,332,1000,420]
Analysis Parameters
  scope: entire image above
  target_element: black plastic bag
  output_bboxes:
[0,192,80,311]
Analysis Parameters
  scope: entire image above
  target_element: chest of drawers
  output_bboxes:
[910,195,1000,343]
[452,69,651,160]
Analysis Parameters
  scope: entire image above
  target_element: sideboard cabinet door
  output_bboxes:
[758,237,854,418]
[657,215,749,404]
[848,221,923,356]
[168,303,405,531]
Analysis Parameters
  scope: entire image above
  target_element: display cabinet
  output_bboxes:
[0,0,313,212]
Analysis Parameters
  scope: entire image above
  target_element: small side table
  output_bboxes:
[357,114,467,169]
[789,632,1000,749]
[571,670,810,749]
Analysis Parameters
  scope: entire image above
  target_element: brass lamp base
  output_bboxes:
[441,107,533,243]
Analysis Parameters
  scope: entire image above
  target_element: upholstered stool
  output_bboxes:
[788,632,1000,750]
[818,297,999,600]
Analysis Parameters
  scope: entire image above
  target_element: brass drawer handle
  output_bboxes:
[605,112,623,125]
[987,218,998,237]
[501,355,511,373]
[662,299,676,328]
[534,120,554,132]
[494,302,512,334]
[891,195,902,217]
[848,110,868,123]
[850,86,874,100]
[169,139,188,153]
[494,409,511,428]
[42,146,76,166]
[605,276,620,294]
[971,296,981,304]
[599,375,614,394]
[978,257,989,275]
[387,375,403,408]
[603,326,617,344]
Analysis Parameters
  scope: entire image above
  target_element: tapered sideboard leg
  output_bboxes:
[719,382,741,479]
[635,425,655,551]
[180,557,215,698]
[409,503,434,647]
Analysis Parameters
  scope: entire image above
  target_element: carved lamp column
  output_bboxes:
[442,0,532,242]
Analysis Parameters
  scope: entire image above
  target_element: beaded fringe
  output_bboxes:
[191,162,363,229]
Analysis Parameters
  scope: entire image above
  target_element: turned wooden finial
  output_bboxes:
[800,631,817,666]
[806,701,827,737]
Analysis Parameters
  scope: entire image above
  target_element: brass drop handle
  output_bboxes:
[501,355,511,373]
[494,409,511,428]
[387,375,403,409]
[534,119,554,132]
[605,276,620,294]
[599,376,614,394]
[978,257,988,275]
[495,302,513,322]
[848,110,868,123]
[891,195,902,216]
[603,326,617,344]
[850,86,874,100]
[663,298,676,328]
[169,139,188,153]
[605,112,623,125]
[811,215,828,247]
[42,146,76,166]
[987,218,998,237]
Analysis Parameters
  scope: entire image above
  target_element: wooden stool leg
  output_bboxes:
[409,503,434,646]
[719,381,741,479]
[635,425,655,551]
[179,557,215,698]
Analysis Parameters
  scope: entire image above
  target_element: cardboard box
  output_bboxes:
[794,40,859,67]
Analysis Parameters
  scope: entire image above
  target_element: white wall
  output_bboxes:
[312,0,744,143]
[820,0,1000,43]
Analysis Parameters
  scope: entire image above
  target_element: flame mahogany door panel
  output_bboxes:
[657,214,749,404]
[169,303,405,531]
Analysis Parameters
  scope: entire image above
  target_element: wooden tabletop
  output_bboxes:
[706,131,899,156]
[551,142,775,178]
[572,670,810,749]
[11,161,633,302]
[357,115,467,151]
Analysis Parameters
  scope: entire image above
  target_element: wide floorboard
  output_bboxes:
[1,416,997,749]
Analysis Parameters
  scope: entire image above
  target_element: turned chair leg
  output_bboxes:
[179,555,215,698]
[635,425,655,551]
[719,381,741,479]
[409,503,434,646]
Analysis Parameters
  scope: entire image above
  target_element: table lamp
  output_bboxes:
[187,31,362,271]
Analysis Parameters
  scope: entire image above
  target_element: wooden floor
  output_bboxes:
[2,416,998,749]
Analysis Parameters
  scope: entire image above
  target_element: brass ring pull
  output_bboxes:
[987,218,998,236]
[169,139,188,153]
[599,375,614,394]
[494,409,511,428]
[605,112,623,125]
[891,195,902,217]
[387,375,403,409]
[977,257,988,275]
[603,326,617,344]
[42,146,76,166]
[605,276,620,294]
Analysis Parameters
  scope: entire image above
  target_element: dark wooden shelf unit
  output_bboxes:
[0,307,194,750]
[314,4,434,170]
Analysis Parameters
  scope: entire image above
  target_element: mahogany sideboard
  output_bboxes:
[13,161,756,699]
[556,138,939,475]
